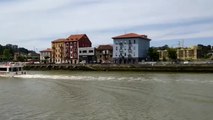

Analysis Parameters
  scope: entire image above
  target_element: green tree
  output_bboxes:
[148,47,159,61]
[167,48,177,61]
[17,56,26,62]
[3,49,12,61]
[44,56,50,63]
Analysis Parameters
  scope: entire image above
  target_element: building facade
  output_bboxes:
[158,50,169,61]
[64,34,92,64]
[96,45,113,63]
[51,34,92,64]
[40,48,52,63]
[112,33,151,64]
[177,46,202,60]
[52,39,66,63]
[79,47,96,64]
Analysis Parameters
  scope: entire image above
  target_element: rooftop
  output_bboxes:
[52,38,66,43]
[67,34,86,41]
[40,48,52,52]
[97,45,113,50]
[112,33,151,40]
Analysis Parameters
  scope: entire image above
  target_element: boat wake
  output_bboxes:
[14,74,151,82]
[14,74,118,81]
[14,74,213,83]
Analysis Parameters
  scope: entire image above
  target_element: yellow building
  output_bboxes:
[52,39,66,63]
[158,50,169,61]
[177,46,200,60]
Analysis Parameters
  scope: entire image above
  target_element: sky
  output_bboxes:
[0,0,213,51]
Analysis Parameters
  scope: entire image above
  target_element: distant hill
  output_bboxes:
[0,44,38,62]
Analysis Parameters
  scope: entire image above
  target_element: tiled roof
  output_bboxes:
[52,38,66,43]
[112,33,151,40]
[97,45,113,50]
[67,34,86,41]
[40,48,52,52]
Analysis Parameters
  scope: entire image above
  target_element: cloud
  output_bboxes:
[0,0,213,50]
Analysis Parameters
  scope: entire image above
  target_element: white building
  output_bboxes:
[112,33,151,64]
[78,47,96,63]
[40,48,52,63]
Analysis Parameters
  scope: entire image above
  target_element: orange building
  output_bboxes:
[52,39,66,63]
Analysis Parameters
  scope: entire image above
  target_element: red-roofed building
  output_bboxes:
[64,34,92,64]
[51,34,92,64]
[112,33,151,40]
[112,33,151,64]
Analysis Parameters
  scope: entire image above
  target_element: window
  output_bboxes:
[89,50,93,53]
[83,50,87,53]
[0,68,7,71]
[102,50,106,54]
[134,40,136,44]
[79,51,82,53]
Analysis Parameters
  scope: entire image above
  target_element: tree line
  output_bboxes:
[0,44,36,62]
[148,44,213,62]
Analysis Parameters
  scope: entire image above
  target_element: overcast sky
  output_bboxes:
[0,0,213,51]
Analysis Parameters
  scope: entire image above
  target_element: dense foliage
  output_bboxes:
[0,44,38,62]
[148,47,159,61]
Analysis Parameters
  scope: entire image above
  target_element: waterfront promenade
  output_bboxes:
[24,63,213,72]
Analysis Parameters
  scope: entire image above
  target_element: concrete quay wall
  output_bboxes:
[24,64,213,72]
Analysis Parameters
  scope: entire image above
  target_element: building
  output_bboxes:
[13,52,25,62]
[177,46,202,60]
[158,50,169,61]
[52,39,66,63]
[96,45,113,63]
[79,47,96,64]
[27,51,40,63]
[40,48,52,63]
[64,34,92,64]
[51,34,92,64]
[112,33,151,64]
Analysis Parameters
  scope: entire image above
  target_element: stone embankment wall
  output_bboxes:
[24,64,213,72]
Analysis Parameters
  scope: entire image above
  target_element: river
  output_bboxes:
[0,71,213,120]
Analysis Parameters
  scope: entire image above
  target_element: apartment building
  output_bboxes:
[52,39,66,63]
[177,46,202,60]
[64,34,92,64]
[112,33,151,64]
[96,45,113,63]
[52,34,92,64]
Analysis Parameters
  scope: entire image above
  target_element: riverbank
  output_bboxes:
[24,63,213,72]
